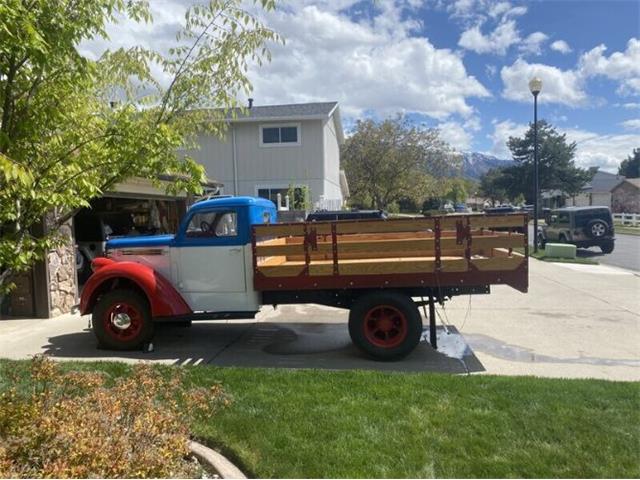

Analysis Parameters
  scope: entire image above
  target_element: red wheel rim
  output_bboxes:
[363,305,408,348]
[103,302,143,341]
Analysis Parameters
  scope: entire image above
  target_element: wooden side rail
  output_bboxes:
[251,213,529,292]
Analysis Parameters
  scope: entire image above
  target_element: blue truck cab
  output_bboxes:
[103,196,277,314]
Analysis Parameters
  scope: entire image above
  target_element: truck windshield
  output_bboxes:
[186,211,237,238]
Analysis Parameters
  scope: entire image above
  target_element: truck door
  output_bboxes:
[173,208,249,312]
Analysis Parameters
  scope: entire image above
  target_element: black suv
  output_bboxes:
[538,206,615,253]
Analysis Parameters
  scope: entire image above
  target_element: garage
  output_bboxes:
[0,176,221,319]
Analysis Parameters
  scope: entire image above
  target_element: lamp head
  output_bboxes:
[529,77,543,95]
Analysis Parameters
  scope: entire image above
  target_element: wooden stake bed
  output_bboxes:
[252,213,529,293]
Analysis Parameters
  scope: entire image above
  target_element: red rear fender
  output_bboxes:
[80,260,192,318]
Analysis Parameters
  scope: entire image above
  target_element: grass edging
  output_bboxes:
[189,440,246,479]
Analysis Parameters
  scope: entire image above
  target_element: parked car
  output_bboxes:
[538,206,615,253]
[306,210,387,221]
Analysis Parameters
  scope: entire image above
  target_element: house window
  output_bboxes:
[260,124,300,146]
[257,187,305,208]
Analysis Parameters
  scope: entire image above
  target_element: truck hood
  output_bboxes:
[106,234,174,250]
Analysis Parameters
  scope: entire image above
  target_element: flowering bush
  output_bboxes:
[0,357,229,478]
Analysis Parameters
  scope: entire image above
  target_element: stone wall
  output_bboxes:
[46,220,78,317]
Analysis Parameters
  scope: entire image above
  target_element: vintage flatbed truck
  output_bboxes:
[80,196,529,360]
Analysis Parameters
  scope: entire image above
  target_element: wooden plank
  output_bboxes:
[469,215,526,229]
[335,218,435,234]
[471,253,524,271]
[257,263,306,277]
[254,224,305,237]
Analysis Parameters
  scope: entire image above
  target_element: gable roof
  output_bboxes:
[228,101,344,144]
[612,177,640,191]
[582,170,625,193]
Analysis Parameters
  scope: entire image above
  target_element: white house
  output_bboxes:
[186,101,348,210]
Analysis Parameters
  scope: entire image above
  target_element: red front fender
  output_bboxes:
[80,258,192,318]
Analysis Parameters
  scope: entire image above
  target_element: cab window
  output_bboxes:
[185,211,237,238]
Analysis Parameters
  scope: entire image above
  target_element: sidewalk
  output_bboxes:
[0,259,638,381]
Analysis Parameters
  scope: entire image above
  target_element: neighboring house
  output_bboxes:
[567,170,625,208]
[185,101,348,211]
[611,178,640,213]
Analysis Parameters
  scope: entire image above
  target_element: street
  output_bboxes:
[529,225,640,271]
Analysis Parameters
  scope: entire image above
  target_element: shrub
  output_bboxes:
[0,356,229,478]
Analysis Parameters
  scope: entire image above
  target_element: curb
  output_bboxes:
[189,440,247,479]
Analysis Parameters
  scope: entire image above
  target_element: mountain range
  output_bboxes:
[460,152,513,181]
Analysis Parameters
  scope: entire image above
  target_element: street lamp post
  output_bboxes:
[529,77,542,253]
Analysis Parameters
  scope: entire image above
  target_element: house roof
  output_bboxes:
[228,101,345,144]
[230,102,338,120]
[613,177,640,190]
[582,170,625,193]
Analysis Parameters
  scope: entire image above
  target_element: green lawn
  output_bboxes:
[615,224,640,236]
[1,360,638,478]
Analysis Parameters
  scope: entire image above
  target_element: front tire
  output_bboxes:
[92,289,154,350]
[348,292,422,361]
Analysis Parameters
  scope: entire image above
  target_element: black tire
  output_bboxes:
[348,291,422,361]
[587,219,609,239]
[600,241,614,254]
[92,289,154,350]
[559,234,568,244]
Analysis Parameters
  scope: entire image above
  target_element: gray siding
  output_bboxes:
[322,118,343,208]
[185,116,342,207]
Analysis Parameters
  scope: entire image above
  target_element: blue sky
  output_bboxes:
[81,0,640,171]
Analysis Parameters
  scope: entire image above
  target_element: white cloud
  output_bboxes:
[488,119,528,157]
[78,1,490,121]
[458,19,520,55]
[616,102,640,109]
[500,59,587,106]
[488,120,640,171]
[565,129,640,172]
[578,38,640,95]
[621,119,640,131]
[519,32,548,55]
[550,40,572,54]
[436,121,474,151]
[247,4,490,120]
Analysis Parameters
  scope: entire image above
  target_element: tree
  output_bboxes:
[618,148,640,178]
[342,117,452,210]
[478,168,509,205]
[0,0,280,291]
[485,121,592,203]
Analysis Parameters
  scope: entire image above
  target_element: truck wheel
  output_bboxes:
[92,289,154,350]
[349,292,422,361]
[600,241,614,254]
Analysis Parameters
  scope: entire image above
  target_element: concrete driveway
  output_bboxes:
[0,259,638,380]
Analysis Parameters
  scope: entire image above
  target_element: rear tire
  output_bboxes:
[92,289,154,350]
[600,241,614,254]
[348,292,422,361]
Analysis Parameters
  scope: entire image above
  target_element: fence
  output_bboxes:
[613,213,640,226]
